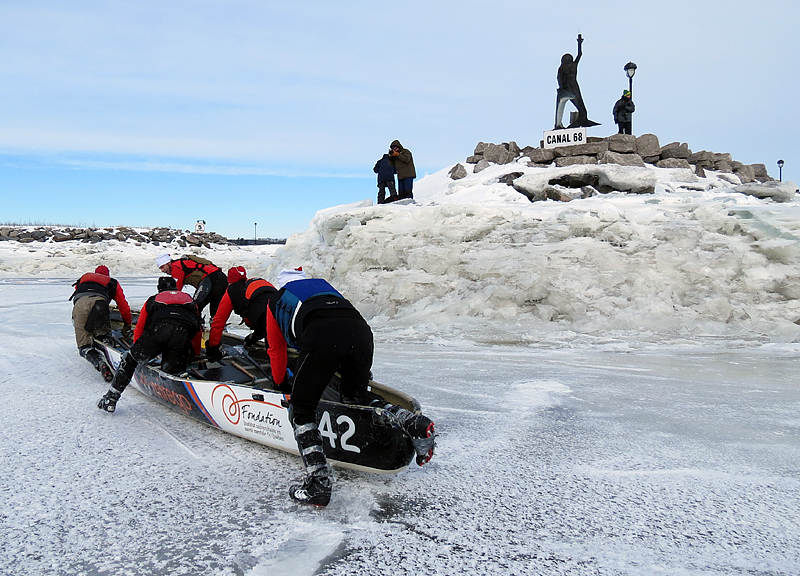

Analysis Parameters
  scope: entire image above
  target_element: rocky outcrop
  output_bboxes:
[452,134,779,189]
[0,226,234,246]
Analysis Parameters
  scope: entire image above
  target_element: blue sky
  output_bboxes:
[1,1,797,238]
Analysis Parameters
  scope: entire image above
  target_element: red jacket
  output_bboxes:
[208,278,276,347]
[167,258,220,290]
[134,291,202,355]
[72,272,133,325]
[266,307,289,384]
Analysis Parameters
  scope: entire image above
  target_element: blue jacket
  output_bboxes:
[269,279,347,348]
[373,154,396,184]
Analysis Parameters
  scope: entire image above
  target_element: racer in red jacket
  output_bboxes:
[205,266,277,362]
[98,277,202,413]
[70,265,132,381]
[156,253,228,318]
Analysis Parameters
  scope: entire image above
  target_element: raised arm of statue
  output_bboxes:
[575,34,583,65]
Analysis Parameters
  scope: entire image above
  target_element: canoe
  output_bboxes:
[94,312,435,474]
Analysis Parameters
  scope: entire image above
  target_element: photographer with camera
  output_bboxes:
[387,140,416,200]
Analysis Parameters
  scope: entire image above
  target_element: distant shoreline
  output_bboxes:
[0,225,285,247]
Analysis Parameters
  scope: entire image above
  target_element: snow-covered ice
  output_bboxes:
[1,160,799,575]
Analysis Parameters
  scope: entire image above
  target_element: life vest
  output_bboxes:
[268,279,355,347]
[227,278,277,324]
[70,272,118,302]
[177,257,220,288]
[143,290,202,333]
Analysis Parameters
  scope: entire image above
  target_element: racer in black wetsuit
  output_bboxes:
[97,277,202,413]
[205,266,277,362]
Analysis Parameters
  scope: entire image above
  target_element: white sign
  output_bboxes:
[543,127,587,149]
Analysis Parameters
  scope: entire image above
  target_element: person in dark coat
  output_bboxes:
[97,277,202,413]
[70,265,133,382]
[613,90,635,134]
[388,140,416,200]
[373,153,397,204]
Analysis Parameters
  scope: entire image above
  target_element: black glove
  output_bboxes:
[121,324,133,338]
[275,368,294,394]
[206,344,222,362]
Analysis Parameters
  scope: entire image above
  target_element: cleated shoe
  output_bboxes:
[406,414,436,466]
[289,474,332,507]
[406,414,435,440]
[97,389,121,413]
[99,363,114,383]
[414,441,435,466]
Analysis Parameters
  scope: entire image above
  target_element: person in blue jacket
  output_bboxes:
[266,268,374,506]
[373,153,397,204]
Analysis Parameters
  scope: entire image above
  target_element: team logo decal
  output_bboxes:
[211,384,242,425]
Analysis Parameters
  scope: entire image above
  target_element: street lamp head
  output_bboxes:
[778,159,785,168]
[624,62,637,79]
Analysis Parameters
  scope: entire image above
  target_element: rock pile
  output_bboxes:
[452,133,774,184]
[0,226,231,247]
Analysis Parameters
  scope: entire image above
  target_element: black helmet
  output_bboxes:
[157,276,177,292]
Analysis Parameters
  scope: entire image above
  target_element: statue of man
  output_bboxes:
[554,34,599,130]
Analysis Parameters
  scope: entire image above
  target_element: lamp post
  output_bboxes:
[624,61,637,95]
[254,222,257,243]
[778,159,784,182]
[624,62,637,134]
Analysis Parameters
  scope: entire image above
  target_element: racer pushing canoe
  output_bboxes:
[95,265,436,507]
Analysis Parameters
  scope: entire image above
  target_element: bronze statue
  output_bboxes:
[554,34,599,130]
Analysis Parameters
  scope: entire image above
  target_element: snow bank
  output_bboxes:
[266,160,800,345]
[3,157,799,347]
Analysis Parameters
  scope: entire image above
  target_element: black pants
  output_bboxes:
[378,180,396,204]
[290,316,374,425]
[194,270,228,318]
[617,121,632,135]
[111,320,196,393]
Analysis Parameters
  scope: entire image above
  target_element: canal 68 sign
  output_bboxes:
[543,127,587,149]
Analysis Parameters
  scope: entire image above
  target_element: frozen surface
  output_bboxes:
[1,161,800,574]
[1,280,799,575]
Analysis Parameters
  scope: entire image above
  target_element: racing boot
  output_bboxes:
[289,422,332,506]
[98,363,114,383]
[97,387,122,413]
[80,346,114,383]
[97,352,135,413]
[371,402,436,465]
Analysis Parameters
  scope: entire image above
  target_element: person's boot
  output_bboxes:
[80,346,114,382]
[97,352,135,413]
[289,421,332,506]
[98,363,114,383]
[372,402,436,465]
[289,473,332,507]
[97,387,121,412]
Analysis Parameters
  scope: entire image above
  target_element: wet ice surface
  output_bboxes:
[1,280,799,575]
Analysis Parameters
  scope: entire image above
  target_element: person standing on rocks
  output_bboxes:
[388,140,416,200]
[613,90,635,135]
[373,152,397,204]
